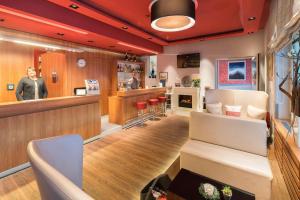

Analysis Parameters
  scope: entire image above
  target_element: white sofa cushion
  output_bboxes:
[180,140,273,200]
[205,89,268,118]
[206,102,222,115]
[224,105,242,117]
[190,112,267,156]
[247,105,267,120]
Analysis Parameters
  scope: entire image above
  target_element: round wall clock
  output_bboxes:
[77,58,87,68]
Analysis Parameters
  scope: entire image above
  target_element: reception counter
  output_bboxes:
[109,88,166,125]
[0,95,101,176]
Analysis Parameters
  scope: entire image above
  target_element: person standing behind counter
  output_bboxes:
[16,67,48,101]
[128,72,139,89]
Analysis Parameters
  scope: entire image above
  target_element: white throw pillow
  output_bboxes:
[224,105,242,117]
[247,105,266,120]
[206,102,222,115]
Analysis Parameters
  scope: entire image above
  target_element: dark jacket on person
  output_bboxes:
[16,77,48,101]
[130,77,139,89]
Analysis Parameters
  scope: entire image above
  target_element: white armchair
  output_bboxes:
[27,134,94,200]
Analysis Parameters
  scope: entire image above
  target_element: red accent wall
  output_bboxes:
[218,59,252,85]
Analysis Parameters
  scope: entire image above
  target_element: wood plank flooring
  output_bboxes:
[0,115,292,200]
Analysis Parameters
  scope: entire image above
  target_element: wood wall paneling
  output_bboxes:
[0,41,33,102]
[41,52,66,97]
[0,39,122,115]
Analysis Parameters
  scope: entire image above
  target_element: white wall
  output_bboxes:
[155,31,265,89]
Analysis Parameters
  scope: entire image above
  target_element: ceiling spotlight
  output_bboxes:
[56,33,64,36]
[148,37,152,40]
[0,19,4,22]
[87,40,94,43]
[248,17,256,21]
[108,45,116,48]
[248,31,254,34]
[70,4,79,9]
[122,26,128,30]
[150,0,197,32]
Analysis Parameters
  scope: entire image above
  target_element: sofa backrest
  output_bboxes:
[189,112,268,157]
[205,89,268,117]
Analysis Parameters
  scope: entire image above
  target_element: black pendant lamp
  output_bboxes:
[150,0,197,32]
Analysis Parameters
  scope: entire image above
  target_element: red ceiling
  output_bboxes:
[0,0,270,55]
[77,0,244,41]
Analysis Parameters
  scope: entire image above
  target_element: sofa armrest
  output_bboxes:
[189,112,267,156]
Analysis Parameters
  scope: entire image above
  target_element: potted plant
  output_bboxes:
[192,78,200,88]
[198,183,220,200]
[222,186,232,200]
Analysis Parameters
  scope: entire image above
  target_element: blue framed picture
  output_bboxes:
[228,61,246,80]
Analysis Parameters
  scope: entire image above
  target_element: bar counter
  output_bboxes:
[109,88,166,125]
[0,95,101,176]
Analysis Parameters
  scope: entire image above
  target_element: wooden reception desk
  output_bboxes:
[0,95,101,175]
[109,88,166,125]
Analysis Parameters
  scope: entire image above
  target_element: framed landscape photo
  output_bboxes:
[159,72,168,80]
[228,61,246,80]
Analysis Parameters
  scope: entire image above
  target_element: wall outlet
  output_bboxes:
[7,83,14,90]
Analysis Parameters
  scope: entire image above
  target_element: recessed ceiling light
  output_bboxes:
[248,17,256,21]
[248,31,254,34]
[122,26,128,30]
[87,40,94,43]
[148,37,152,40]
[0,19,4,22]
[128,50,132,52]
[70,4,79,9]
[56,33,64,36]
[108,45,116,48]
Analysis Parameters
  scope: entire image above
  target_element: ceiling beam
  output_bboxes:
[0,0,163,53]
[48,0,168,46]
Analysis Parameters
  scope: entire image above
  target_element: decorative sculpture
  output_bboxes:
[277,30,300,138]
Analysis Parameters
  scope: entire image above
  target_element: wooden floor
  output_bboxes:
[0,115,292,200]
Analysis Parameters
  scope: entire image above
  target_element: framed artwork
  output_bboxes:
[149,56,157,78]
[228,61,246,80]
[217,57,257,90]
[159,72,168,80]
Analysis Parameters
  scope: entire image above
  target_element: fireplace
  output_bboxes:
[178,95,192,108]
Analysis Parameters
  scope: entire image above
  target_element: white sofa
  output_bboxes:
[180,89,273,200]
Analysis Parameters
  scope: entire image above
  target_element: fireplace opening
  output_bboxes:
[178,95,192,108]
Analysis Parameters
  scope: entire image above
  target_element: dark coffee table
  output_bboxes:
[167,169,255,200]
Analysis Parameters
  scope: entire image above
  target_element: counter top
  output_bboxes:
[0,95,100,118]
[116,87,166,97]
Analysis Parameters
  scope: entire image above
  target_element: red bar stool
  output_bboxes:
[136,101,147,126]
[148,98,159,120]
[158,96,167,117]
